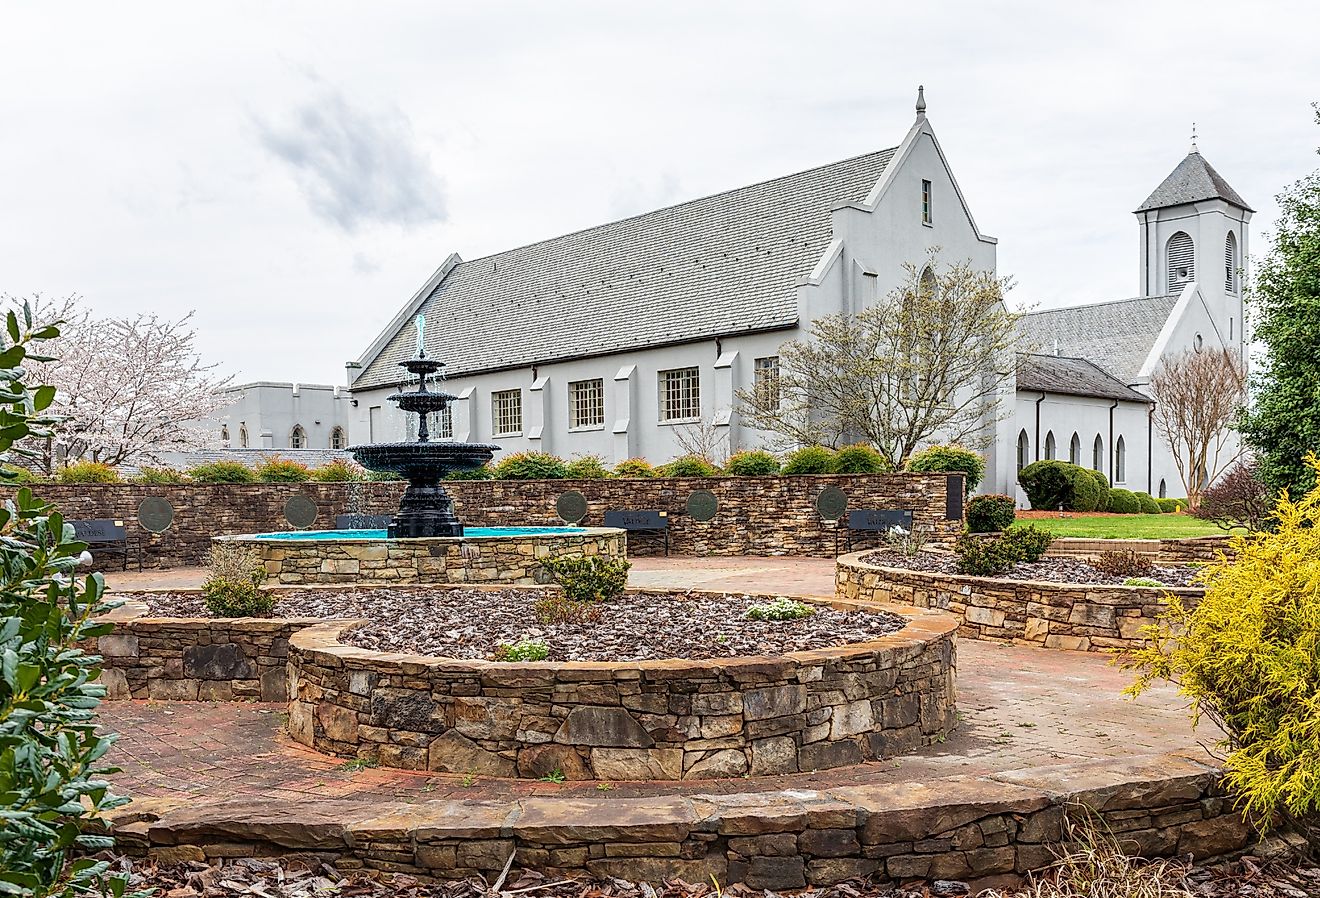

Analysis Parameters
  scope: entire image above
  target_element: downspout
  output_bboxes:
[1034,393,1046,461]
[1108,400,1119,483]
[1147,403,1155,494]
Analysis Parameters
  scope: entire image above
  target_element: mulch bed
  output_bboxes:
[126,588,905,663]
[860,551,1201,588]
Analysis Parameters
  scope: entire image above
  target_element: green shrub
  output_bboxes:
[542,555,631,603]
[746,597,816,621]
[310,459,366,482]
[254,456,311,482]
[1124,577,1164,587]
[57,460,119,483]
[134,465,188,484]
[493,451,569,480]
[782,446,839,475]
[1133,491,1161,515]
[1018,460,1101,511]
[494,639,549,662]
[445,464,493,481]
[0,463,43,483]
[658,454,719,477]
[564,455,610,479]
[965,494,1016,533]
[834,444,891,474]
[723,449,781,476]
[202,542,272,617]
[1107,488,1142,514]
[1090,469,1111,510]
[953,532,1022,576]
[905,444,985,494]
[1156,497,1185,514]
[189,460,257,483]
[1002,523,1054,562]
[1126,457,1320,828]
[611,458,658,478]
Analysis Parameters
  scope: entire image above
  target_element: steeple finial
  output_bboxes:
[1190,122,1198,154]
[915,85,926,120]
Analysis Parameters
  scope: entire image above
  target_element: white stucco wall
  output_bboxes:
[214,383,353,451]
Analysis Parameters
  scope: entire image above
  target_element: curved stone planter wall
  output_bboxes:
[224,527,625,586]
[286,595,958,780]
[835,551,1203,653]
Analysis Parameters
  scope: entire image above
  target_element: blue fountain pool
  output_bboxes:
[251,527,588,540]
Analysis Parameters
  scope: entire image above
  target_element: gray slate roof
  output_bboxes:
[1015,294,1179,384]
[1015,353,1152,403]
[1136,151,1253,212]
[354,148,898,388]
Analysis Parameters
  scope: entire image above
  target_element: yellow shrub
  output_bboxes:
[1126,457,1320,828]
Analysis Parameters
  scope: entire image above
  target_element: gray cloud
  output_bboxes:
[256,89,446,232]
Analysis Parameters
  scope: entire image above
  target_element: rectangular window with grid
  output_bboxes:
[568,378,605,429]
[659,367,700,422]
[921,179,932,225]
[491,389,522,436]
[435,405,453,440]
[753,356,780,412]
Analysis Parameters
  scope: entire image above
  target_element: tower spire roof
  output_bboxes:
[915,85,926,120]
[1135,144,1253,213]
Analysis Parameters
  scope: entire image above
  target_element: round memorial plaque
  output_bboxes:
[686,489,719,522]
[137,496,175,534]
[555,490,588,524]
[816,485,848,521]
[284,495,320,530]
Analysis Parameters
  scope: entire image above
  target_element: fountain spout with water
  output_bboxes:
[349,316,499,537]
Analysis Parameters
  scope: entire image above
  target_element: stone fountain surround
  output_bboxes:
[220,527,626,586]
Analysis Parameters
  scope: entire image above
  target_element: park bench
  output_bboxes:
[71,519,144,572]
[603,509,669,555]
[335,513,394,530]
[841,508,915,553]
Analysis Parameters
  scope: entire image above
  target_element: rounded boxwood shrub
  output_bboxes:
[134,466,188,484]
[834,444,890,474]
[57,461,119,484]
[658,454,719,478]
[782,446,839,476]
[905,444,985,494]
[1001,523,1054,562]
[723,449,781,476]
[1157,497,1185,514]
[445,464,493,481]
[966,494,1016,533]
[1134,491,1162,515]
[255,457,311,483]
[493,452,569,480]
[309,459,365,482]
[1107,487,1142,514]
[564,455,610,479]
[612,458,658,478]
[188,460,256,483]
[1089,469,1110,511]
[1018,460,1101,511]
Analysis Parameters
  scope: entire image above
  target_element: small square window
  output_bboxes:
[659,367,700,422]
[921,179,933,225]
[492,389,522,436]
[568,378,605,429]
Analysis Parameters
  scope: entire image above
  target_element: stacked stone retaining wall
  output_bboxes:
[1046,535,1233,564]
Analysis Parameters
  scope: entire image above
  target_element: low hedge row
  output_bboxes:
[1017,460,1182,514]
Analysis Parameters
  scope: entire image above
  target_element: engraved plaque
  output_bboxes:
[555,490,588,524]
[137,497,175,533]
[816,486,848,521]
[284,495,319,530]
[686,489,719,522]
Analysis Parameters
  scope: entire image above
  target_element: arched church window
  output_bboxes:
[1167,231,1194,293]
[290,425,306,449]
[919,266,938,299]
[1044,431,1056,460]
[1016,429,1030,472]
[1159,479,1167,499]
[221,425,229,446]
[1092,435,1104,473]
[1069,432,1081,466]
[1224,232,1238,293]
[1115,436,1127,484]
[239,425,248,449]
[330,427,346,450]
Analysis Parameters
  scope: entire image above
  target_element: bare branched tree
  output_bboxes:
[1149,346,1248,509]
[4,293,233,472]
[735,258,1017,466]
[672,419,729,465]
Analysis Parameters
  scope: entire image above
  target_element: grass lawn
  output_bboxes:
[1020,513,1234,540]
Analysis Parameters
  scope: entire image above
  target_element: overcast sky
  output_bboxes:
[2,2,1317,384]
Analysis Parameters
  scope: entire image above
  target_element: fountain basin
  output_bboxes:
[220,527,626,586]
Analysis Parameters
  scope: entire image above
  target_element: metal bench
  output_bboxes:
[335,513,394,530]
[71,519,144,572]
[842,508,915,553]
[603,509,669,556]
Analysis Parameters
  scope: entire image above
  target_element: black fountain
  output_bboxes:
[349,315,499,537]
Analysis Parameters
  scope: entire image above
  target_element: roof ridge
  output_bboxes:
[457,146,900,266]
[1023,294,1177,317]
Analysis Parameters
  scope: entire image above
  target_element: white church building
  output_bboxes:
[346,90,1250,504]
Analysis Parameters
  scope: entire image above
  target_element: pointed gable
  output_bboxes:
[1135,151,1253,213]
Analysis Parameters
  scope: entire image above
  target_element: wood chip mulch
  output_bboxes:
[127,588,906,662]
[860,551,1201,588]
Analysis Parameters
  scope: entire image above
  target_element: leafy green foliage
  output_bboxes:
[834,444,891,474]
[746,597,816,621]
[1193,460,1273,532]
[1106,488,1142,514]
[494,639,549,662]
[202,543,272,617]
[1156,498,1185,514]
[563,455,610,479]
[254,456,311,483]
[1001,523,1054,563]
[1126,455,1320,828]
[1133,491,1161,515]
[965,494,1015,533]
[493,451,569,480]
[1090,469,1110,510]
[56,461,119,484]
[781,446,839,475]
[133,466,188,484]
[953,532,1021,576]
[0,464,43,484]
[722,449,780,476]
[658,454,719,477]
[444,464,491,481]
[1018,460,1102,511]
[1093,549,1153,578]
[309,459,366,482]
[533,594,603,625]
[541,555,631,603]
[187,460,256,483]
[1123,577,1164,587]
[611,458,657,479]
[0,302,138,898]
[904,444,985,493]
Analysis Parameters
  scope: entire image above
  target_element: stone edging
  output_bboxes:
[286,594,959,781]
[834,551,1203,652]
